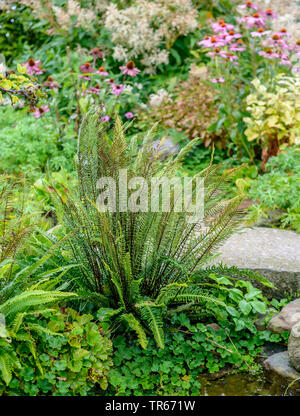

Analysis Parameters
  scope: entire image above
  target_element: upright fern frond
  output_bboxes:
[55,110,246,348]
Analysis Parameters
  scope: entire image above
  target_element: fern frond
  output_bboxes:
[136,303,165,348]
[0,290,76,320]
[122,313,148,349]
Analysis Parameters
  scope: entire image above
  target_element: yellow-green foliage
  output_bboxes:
[0,307,113,395]
[0,63,42,106]
[244,75,300,147]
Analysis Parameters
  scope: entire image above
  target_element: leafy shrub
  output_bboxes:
[1,308,113,395]
[247,147,300,232]
[0,61,41,106]
[0,107,76,178]
[139,69,225,147]
[108,308,284,396]
[244,76,300,168]
[0,175,76,386]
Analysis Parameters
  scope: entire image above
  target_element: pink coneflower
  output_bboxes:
[119,61,141,77]
[225,53,239,62]
[90,47,104,59]
[268,34,289,48]
[207,47,228,58]
[112,84,125,96]
[273,28,292,38]
[211,77,225,83]
[86,84,101,95]
[125,112,134,119]
[33,105,50,118]
[96,66,109,76]
[263,8,277,18]
[43,76,59,89]
[238,1,258,10]
[224,30,242,41]
[230,42,246,52]
[79,75,91,80]
[280,55,292,66]
[101,115,110,122]
[259,48,279,59]
[198,36,226,48]
[23,58,46,75]
[107,78,115,85]
[211,21,235,33]
[80,62,94,73]
[251,28,271,37]
[238,13,266,28]
[266,35,290,50]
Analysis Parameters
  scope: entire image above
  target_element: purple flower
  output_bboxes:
[198,36,227,48]
[125,112,134,119]
[263,8,277,19]
[267,34,290,49]
[101,115,110,122]
[273,29,292,38]
[79,75,91,80]
[86,84,101,95]
[43,76,59,89]
[112,84,125,96]
[259,48,279,59]
[207,48,228,58]
[23,58,46,75]
[251,28,271,38]
[280,56,292,66]
[33,105,50,118]
[238,13,266,29]
[79,62,94,74]
[119,61,141,77]
[90,47,104,59]
[96,66,109,76]
[230,42,246,52]
[211,21,235,33]
[211,78,225,83]
[238,2,258,10]
[224,30,242,42]
[225,53,239,62]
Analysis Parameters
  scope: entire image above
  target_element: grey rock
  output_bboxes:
[211,227,300,272]
[263,351,300,381]
[288,321,300,371]
[150,138,179,161]
[250,269,300,300]
[268,299,300,334]
[255,309,277,331]
[209,227,300,299]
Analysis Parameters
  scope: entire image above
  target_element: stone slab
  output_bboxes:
[263,351,300,381]
[210,227,300,298]
[212,227,300,272]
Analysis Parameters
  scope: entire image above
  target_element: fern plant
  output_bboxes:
[55,109,247,349]
[0,175,76,385]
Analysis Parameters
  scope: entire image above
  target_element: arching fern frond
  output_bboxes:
[122,313,148,350]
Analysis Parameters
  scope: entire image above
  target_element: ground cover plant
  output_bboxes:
[246,147,300,231]
[1,307,113,395]
[0,0,299,397]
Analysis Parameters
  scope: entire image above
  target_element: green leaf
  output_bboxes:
[238,299,252,316]
[251,300,267,315]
